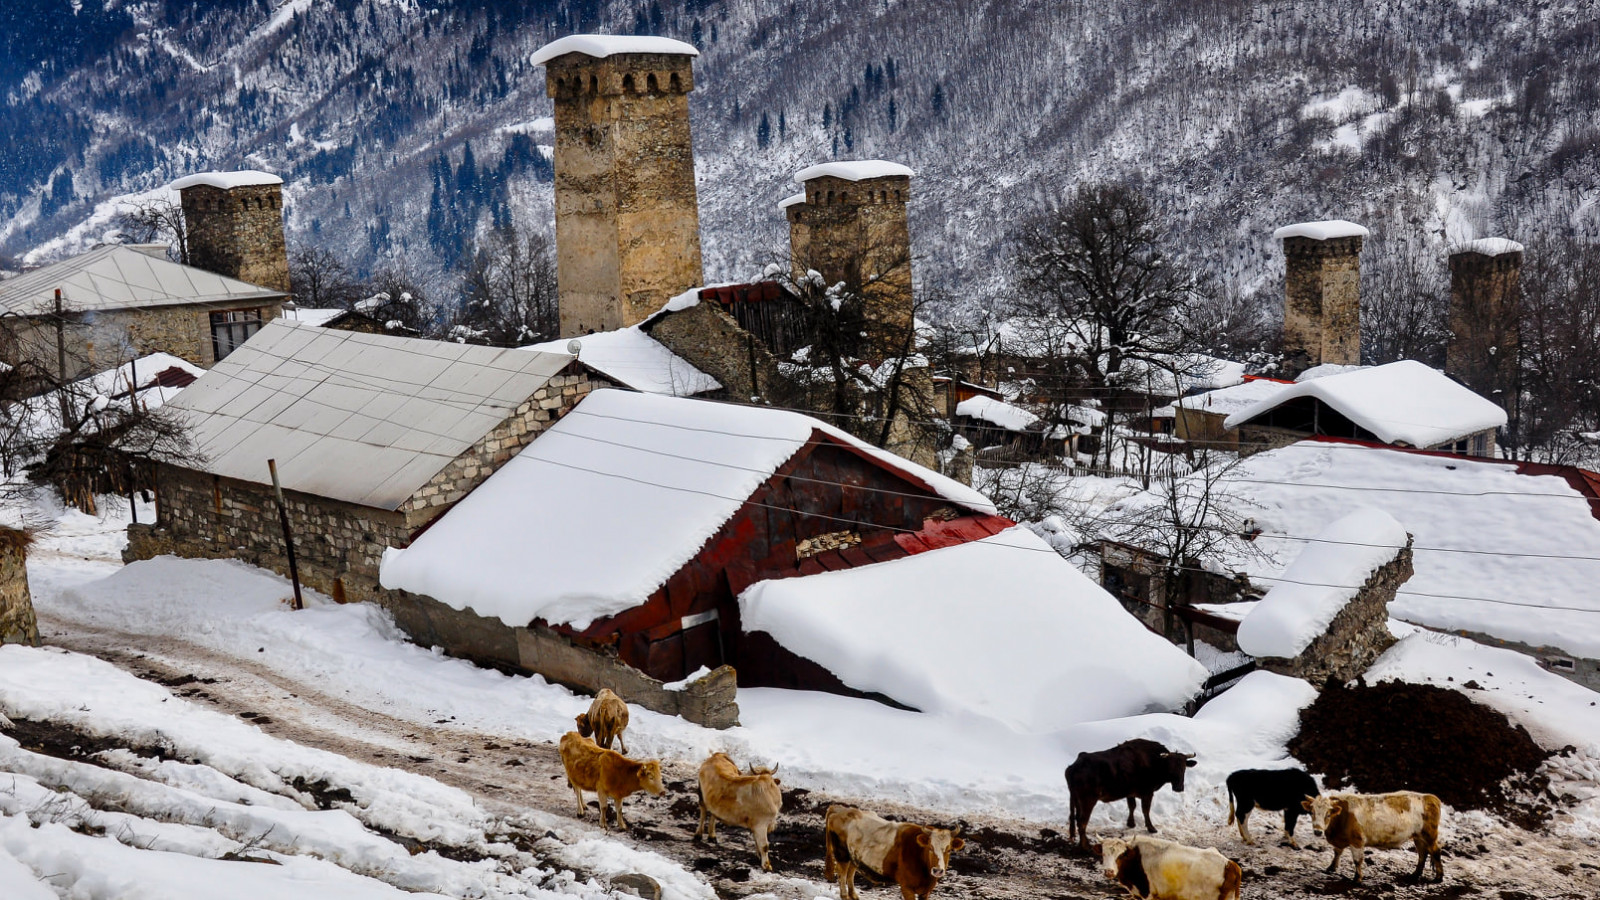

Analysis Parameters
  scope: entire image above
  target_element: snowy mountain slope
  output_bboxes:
[4,0,1598,319]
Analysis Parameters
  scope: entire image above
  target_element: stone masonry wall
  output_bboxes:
[1260,541,1413,685]
[644,302,778,401]
[1283,235,1362,374]
[0,301,283,381]
[0,533,38,646]
[181,183,291,293]
[787,173,913,359]
[1447,250,1522,418]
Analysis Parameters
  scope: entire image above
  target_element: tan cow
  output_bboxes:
[574,687,629,753]
[823,804,963,900]
[558,731,664,831]
[694,752,783,871]
[1302,791,1443,882]
[1099,835,1242,900]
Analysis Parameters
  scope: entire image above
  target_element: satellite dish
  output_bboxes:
[566,339,582,356]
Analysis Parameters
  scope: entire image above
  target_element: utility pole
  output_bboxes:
[126,354,138,525]
[54,288,69,424]
[267,459,304,611]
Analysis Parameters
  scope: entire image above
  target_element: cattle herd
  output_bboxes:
[557,693,1448,899]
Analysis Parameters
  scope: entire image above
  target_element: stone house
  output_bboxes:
[125,320,602,604]
[0,527,37,646]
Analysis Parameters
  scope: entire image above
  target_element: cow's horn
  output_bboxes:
[770,763,780,775]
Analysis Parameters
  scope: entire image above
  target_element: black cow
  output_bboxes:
[1065,738,1196,850]
[1225,768,1319,848]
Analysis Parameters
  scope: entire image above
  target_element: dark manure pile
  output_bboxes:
[1289,680,1564,829]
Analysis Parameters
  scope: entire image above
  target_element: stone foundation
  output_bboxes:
[0,531,38,646]
[1257,543,1413,685]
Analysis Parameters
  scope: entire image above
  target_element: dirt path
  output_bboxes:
[37,614,1600,900]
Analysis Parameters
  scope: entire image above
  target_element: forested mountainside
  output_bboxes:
[3,0,1598,333]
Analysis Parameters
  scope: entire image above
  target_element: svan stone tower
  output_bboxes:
[1446,238,1524,416]
[173,171,291,293]
[1274,219,1367,376]
[784,161,915,358]
[534,35,704,337]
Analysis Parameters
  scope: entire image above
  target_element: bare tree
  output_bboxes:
[450,227,558,346]
[1514,235,1600,462]
[288,245,365,310]
[113,197,189,264]
[361,262,437,334]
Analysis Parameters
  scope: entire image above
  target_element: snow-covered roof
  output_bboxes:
[1174,379,1291,417]
[380,390,997,630]
[15,352,206,441]
[531,34,698,66]
[1449,238,1525,257]
[738,526,1207,731]
[955,395,1039,433]
[1295,363,1364,382]
[1272,220,1369,241]
[1121,353,1248,396]
[168,170,283,190]
[166,321,574,510]
[521,326,719,396]
[793,161,915,184]
[0,244,285,315]
[1236,508,1408,659]
[778,192,807,210]
[1108,441,1600,659]
[283,307,346,327]
[1224,360,1506,447]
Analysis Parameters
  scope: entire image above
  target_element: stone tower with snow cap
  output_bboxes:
[1275,219,1367,375]
[173,170,290,293]
[1446,238,1523,418]
[534,34,704,337]
[784,160,915,358]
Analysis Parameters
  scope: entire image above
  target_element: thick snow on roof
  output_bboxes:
[793,160,915,184]
[168,170,283,190]
[17,353,206,441]
[284,307,346,327]
[380,390,996,630]
[1174,379,1290,417]
[1236,508,1408,659]
[0,244,285,315]
[1224,360,1506,447]
[167,321,572,510]
[531,34,698,66]
[1449,238,1525,257]
[1113,441,1600,659]
[521,326,719,396]
[955,395,1039,433]
[1272,219,1369,240]
[777,192,807,210]
[738,527,1206,732]
[1295,363,1364,382]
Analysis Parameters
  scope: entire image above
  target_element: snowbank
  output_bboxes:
[531,34,698,66]
[1449,238,1525,257]
[1224,360,1506,448]
[1236,508,1408,659]
[381,390,995,630]
[522,327,719,396]
[739,527,1207,732]
[1272,219,1369,240]
[168,170,282,190]
[793,160,915,183]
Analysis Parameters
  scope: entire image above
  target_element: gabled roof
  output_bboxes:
[1174,378,1292,417]
[1224,360,1506,447]
[520,326,719,397]
[165,321,574,510]
[380,389,996,630]
[0,244,285,316]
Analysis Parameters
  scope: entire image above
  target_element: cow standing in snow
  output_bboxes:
[1302,791,1444,882]
[694,752,783,871]
[1225,767,1319,848]
[574,687,630,753]
[823,804,964,900]
[1066,738,1197,850]
[1099,835,1243,900]
[558,731,664,831]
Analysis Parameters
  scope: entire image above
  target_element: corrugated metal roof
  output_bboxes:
[166,320,574,510]
[0,245,285,316]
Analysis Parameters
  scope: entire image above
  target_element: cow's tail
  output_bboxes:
[1225,783,1236,825]
[823,824,839,880]
[1220,860,1242,900]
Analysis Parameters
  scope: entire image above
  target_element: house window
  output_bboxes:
[210,308,263,360]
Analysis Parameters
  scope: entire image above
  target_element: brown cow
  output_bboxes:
[823,804,963,900]
[694,752,783,871]
[1302,791,1443,882]
[558,731,664,831]
[1099,835,1242,900]
[574,687,629,753]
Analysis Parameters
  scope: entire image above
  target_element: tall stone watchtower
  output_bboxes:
[1446,238,1524,415]
[1274,219,1367,375]
[785,161,915,357]
[173,171,290,293]
[533,35,704,337]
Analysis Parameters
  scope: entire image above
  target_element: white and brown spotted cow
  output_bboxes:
[1302,791,1443,883]
[1099,835,1242,900]
[823,804,963,900]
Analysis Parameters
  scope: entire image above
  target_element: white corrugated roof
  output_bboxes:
[521,326,719,396]
[165,321,574,510]
[0,244,285,316]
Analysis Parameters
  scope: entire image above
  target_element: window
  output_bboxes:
[210,308,263,360]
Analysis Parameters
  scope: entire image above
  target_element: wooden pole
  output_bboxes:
[267,459,304,611]
[127,355,138,525]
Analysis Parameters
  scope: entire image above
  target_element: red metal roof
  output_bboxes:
[698,281,787,304]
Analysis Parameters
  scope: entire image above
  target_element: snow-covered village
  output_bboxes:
[1,2,1599,898]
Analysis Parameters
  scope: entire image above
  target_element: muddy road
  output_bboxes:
[38,615,1600,900]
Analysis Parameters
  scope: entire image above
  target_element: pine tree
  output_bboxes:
[757,111,771,149]
[778,110,787,141]
[887,96,897,132]
[930,83,945,117]
[823,102,832,129]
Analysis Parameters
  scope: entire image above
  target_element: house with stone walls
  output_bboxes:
[124,319,603,605]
